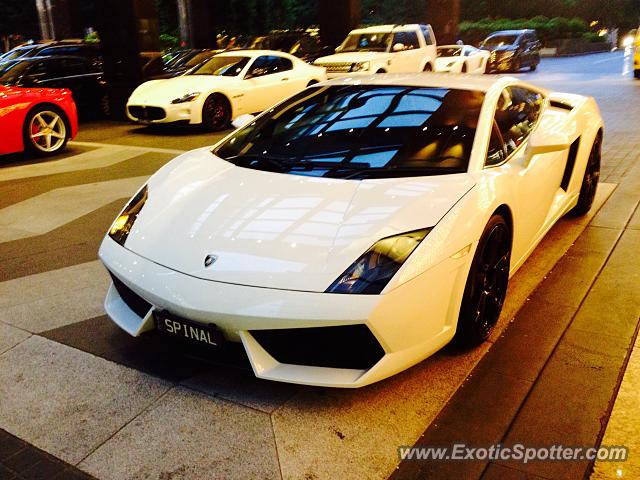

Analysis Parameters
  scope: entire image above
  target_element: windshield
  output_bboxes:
[214,85,484,180]
[1,47,34,62]
[482,35,519,48]
[192,56,250,76]
[338,32,392,52]
[184,51,216,67]
[437,47,462,57]
[0,60,30,85]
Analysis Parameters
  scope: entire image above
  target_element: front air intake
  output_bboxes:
[250,325,385,370]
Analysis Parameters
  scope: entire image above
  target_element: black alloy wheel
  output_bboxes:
[454,215,511,346]
[569,135,601,216]
[202,94,231,131]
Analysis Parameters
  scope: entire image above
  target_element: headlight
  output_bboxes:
[326,229,431,294]
[500,51,515,58]
[171,92,201,104]
[109,185,148,246]
[350,61,370,72]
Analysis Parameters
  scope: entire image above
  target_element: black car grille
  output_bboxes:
[250,325,385,370]
[109,271,152,318]
[128,105,166,121]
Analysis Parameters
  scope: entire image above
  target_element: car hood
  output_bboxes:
[315,51,391,64]
[435,57,460,67]
[129,75,238,103]
[122,149,475,292]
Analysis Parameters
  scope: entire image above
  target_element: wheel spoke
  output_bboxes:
[45,134,51,149]
[48,116,60,130]
[35,114,47,128]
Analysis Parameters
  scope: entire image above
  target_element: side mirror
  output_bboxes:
[526,130,570,160]
[392,43,406,52]
[232,113,255,129]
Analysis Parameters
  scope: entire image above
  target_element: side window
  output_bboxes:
[61,58,89,76]
[403,31,420,49]
[487,86,543,166]
[248,55,271,76]
[276,56,293,72]
[392,31,419,50]
[420,25,434,45]
[26,62,50,80]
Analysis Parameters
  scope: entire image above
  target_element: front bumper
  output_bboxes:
[99,237,467,387]
[487,55,516,72]
[126,102,196,125]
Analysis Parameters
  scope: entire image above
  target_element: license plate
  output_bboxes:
[154,311,224,349]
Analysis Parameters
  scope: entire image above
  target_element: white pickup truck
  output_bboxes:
[314,24,437,78]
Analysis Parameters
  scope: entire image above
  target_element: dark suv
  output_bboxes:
[480,29,541,73]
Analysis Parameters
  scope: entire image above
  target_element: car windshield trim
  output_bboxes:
[213,85,485,180]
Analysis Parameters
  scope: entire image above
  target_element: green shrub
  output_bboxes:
[459,16,592,45]
[159,33,180,51]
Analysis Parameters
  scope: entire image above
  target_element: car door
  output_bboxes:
[390,31,422,72]
[486,86,563,250]
[518,35,532,66]
[243,55,296,112]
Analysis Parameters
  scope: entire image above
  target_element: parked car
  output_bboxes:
[313,24,437,77]
[126,50,326,131]
[480,29,541,73]
[0,85,78,156]
[289,33,332,63]
[101,75,603,387]
[149,49,220,79]
[0,56,109,116]
[435,45,490,73]
[0,39,88,64]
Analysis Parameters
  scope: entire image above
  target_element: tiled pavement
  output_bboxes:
[0,52,638,479]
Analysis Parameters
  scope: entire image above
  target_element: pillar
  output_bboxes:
[177,0,221,49]
[36,0,83,40]
[319,0,361,48]
[425,0,460,45]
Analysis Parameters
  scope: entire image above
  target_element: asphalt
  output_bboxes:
[0,51,638,480]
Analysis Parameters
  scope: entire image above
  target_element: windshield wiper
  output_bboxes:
[327,164,466,180]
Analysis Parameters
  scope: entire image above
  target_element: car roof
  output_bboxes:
[487,29,534,36]
[322,72,543,94]
[350,24,428,34]
[19,55,91,62]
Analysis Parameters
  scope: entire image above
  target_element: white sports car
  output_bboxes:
[435,45,490,73]
[126,49,327,130]
[101,74,603,388]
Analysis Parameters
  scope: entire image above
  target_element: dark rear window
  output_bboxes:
[215,85,485,179]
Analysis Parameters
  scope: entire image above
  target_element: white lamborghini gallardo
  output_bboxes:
[100,74,603,388]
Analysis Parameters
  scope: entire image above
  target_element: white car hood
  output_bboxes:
[435,57,460,68]
[129,75,238,104]
[123,149,475,292]
[316,51,391,64]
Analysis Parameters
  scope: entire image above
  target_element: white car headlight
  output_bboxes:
[326,229,431,294]
[350,61,370,72]
[171,92,201,104]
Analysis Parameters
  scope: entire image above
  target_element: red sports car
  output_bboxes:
[0,85,78,156]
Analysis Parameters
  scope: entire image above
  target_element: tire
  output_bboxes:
[454,214,511,347]
[423,63,433,72]
[201,93,231,132]
[23,105,70,157]
[512,59,521,72]
[530,62,537,71]
[375,69,387,74]
[307,80,319,87]
[634,69,640,79]
[569,135,601,216]
[461,63,467,73]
